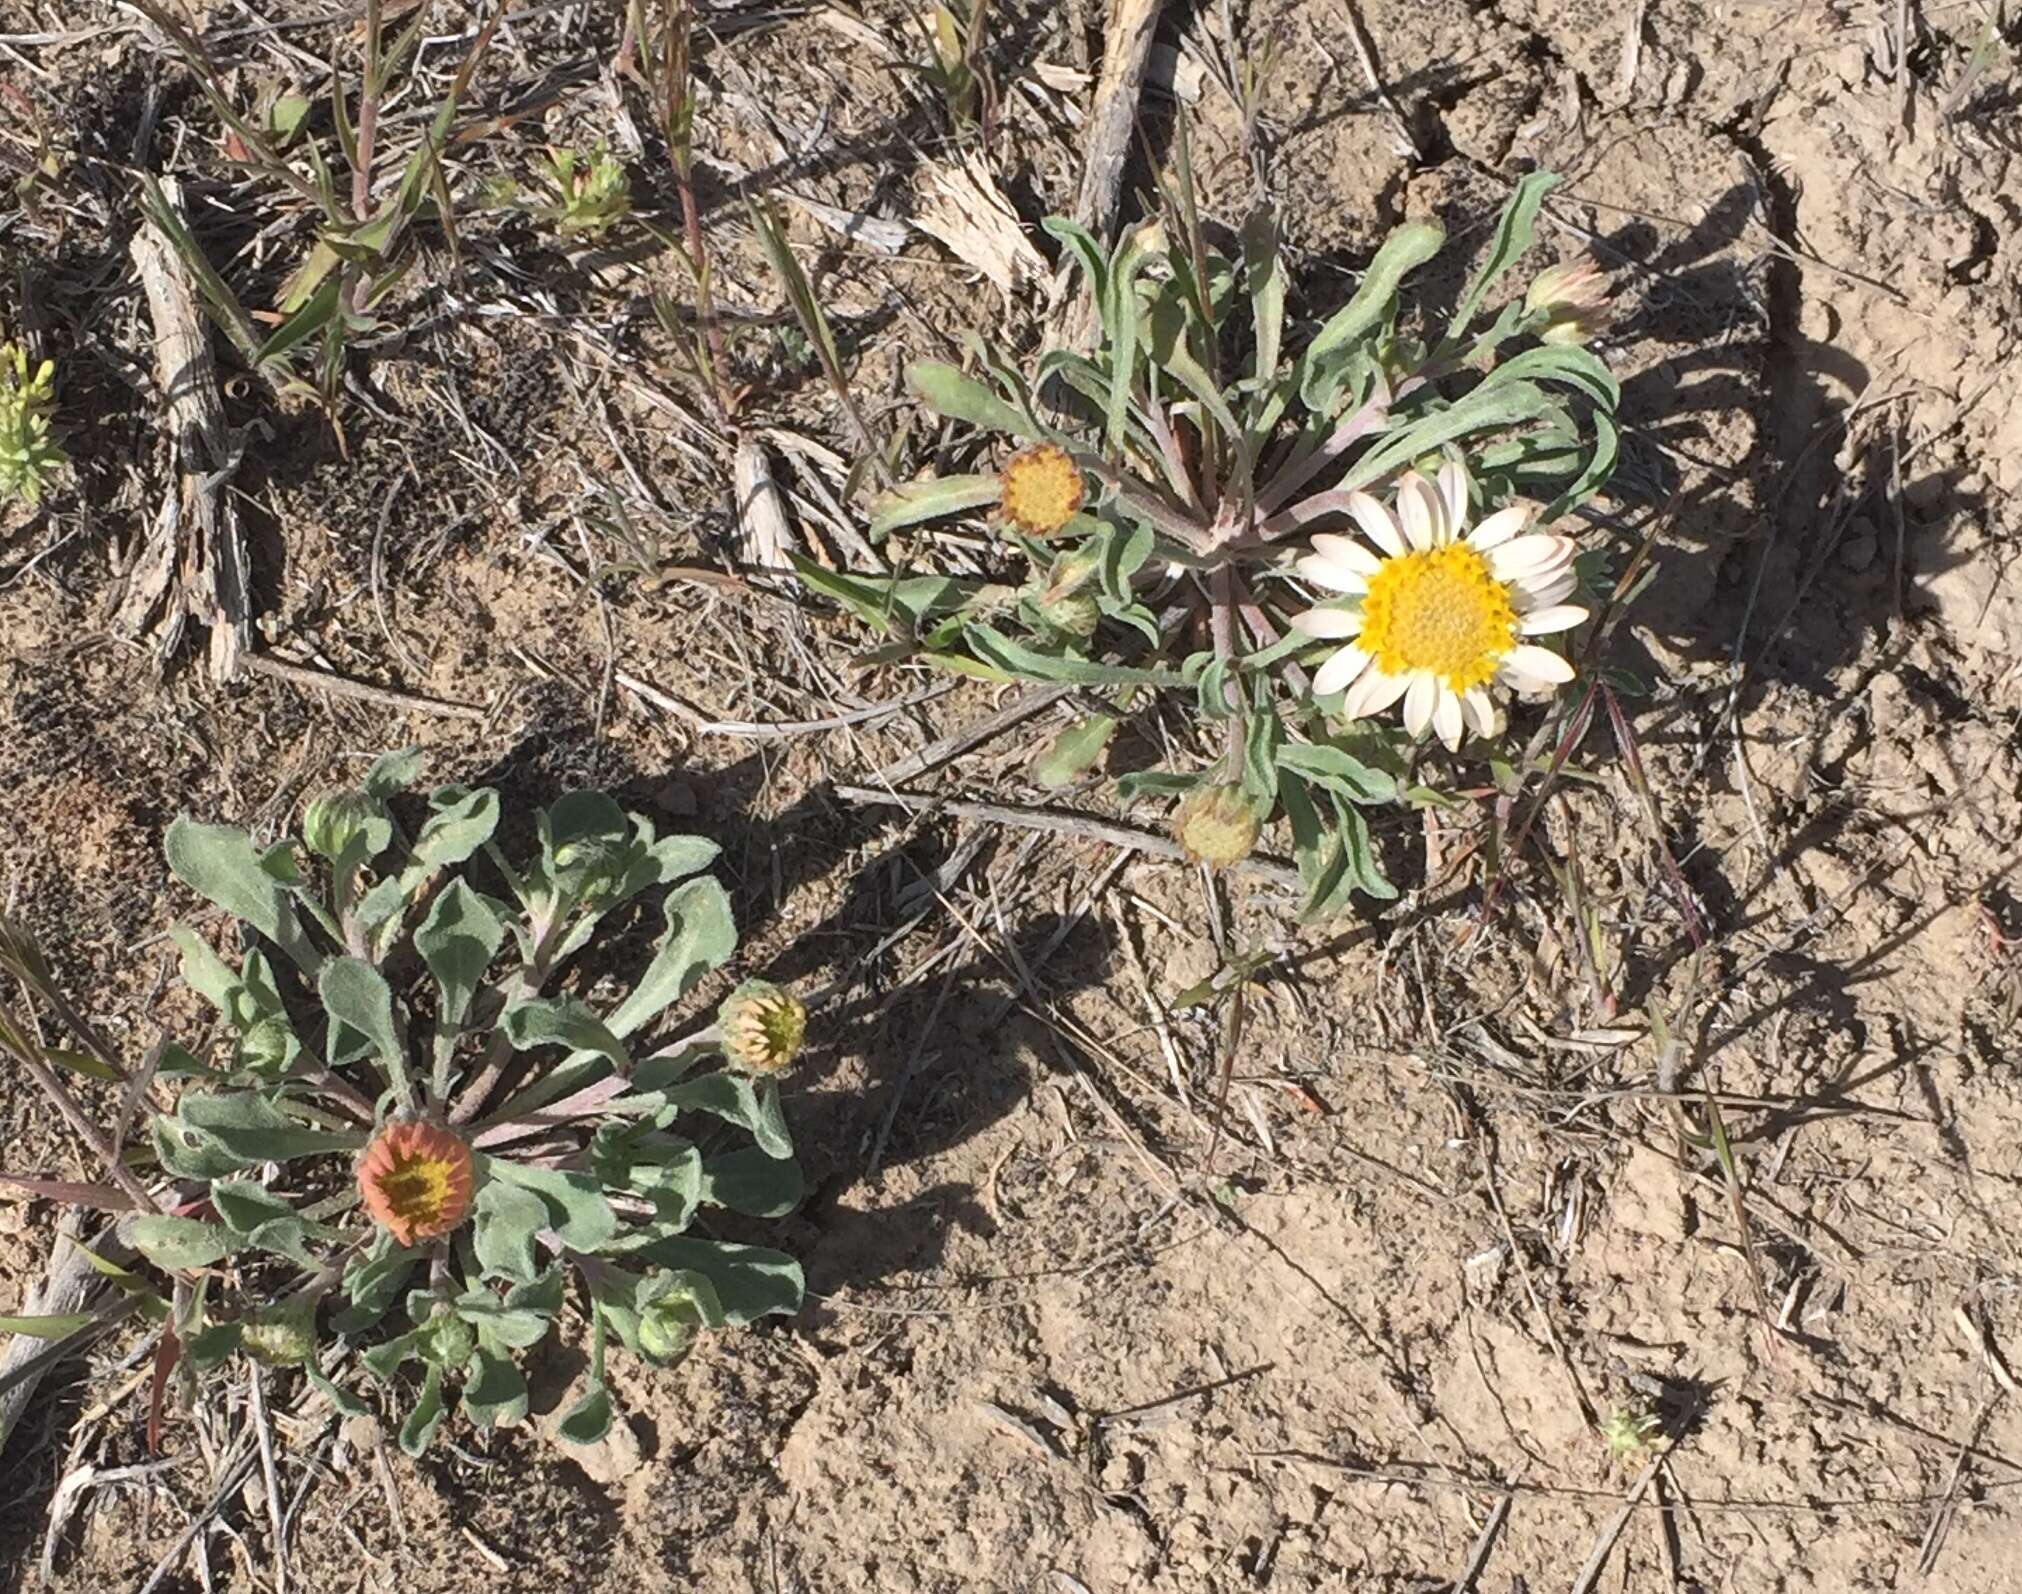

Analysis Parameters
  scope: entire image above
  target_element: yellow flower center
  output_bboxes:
[1000,443,1085,536]
[377,1154,461,1233]
[1357,544,1516,691]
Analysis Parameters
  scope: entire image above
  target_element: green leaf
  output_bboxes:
[164,818,292,944]
[168,927,240,1016]
[1241,711,1282,804]
[1116,770,1202,802]
[962,624,1181,688]
[318,956,403,1068]
[1040,215,1109,309]
[1339,380,1551,494]
[471,1179,546,1284]
[607,877,735,1040]
[867,475,1001,540]
[659,1074,793,1159]
[305,1365,372,1417]
[399,1363,447,1456]
[362,749,424,800]
[1493,343,1619,411]
[479,1159,620,1252]
[502,996,632,1075]
[185,1322,243,1370]
[1445,170,1557,346]
[699,1148,803,1218]
[461,1346,528,1428]
[408,786,500,875]
[1299,221,1444,405]
[1104,231,1156,457]
[41,1047,124,1083]
[416,880,505,1028]
[1243,208,1287,391]
[555,1377,612,1445]
[129,1216,238,1271]
[0,1312,95,1339]
[208,1179,298,1235]
[168,1092,363,1167]
[906,360,1041,440]
[640,1239,803,1325]
[1276,743,1397,803]
[1031,714,1119,788]
[788,554,975,638]
[255,272,341,366]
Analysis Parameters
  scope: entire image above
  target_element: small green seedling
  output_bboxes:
[0,342,65,505]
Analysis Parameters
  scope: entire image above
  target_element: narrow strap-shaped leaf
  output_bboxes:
[1443,171,1558,347]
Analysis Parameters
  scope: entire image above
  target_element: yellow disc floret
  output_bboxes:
[1355,544,1516,691]
[999,443,1084,536]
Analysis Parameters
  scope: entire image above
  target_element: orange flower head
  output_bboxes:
[1000,443,1085,537]
[357,1121,476,1247]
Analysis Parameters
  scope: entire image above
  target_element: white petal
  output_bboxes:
[1296,551,1371,594]
[1461,686,1500,738]
[1436,461,1470,536]
[1307,533,1383,577]
[1518,604,1588,635]
[1431,685,1464,751]
[1343,490,1407,556]
[1341,664,1411,719]
[1292,605,1364,640]
[1466,505,1530,552]
[1497,644,1577,690]
[1402,672,1437,737]
[1512,570,1578,608]
[1313,645,1374,698]
[1396,474,1439,550]
[1488,534,1575,580]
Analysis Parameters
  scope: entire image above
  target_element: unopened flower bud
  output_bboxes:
[718,980,806,1075]
[414,1304,476,1371]
[638,1278,706,1362]
[237,1015,294,1074]
[1171,785,1261,869]
[240,1297,318,1366]
[1524,258,1611,346]
[302,791,373,862]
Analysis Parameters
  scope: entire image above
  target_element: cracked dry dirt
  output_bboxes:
[3,0,2022,1590]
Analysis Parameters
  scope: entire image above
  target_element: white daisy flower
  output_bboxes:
[1289,464,1587,752]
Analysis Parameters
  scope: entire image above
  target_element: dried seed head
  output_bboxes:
[999,443,1085,536]
[718,980,807,1075]
[1171,785,1262,870]
[357,1121,476,1247]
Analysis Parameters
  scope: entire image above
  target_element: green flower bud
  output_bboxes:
[240,1297,318,1366]
[637,1278,706,1363]
[414,1305,476,1371]
[236,1015,295,1075]
[1037,590,1101,639]
[1171,785,1262,870]
[718,980,806,1075]
[302,791,373,862]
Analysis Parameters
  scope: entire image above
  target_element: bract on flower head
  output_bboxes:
[1000,442,1085,536]
[1172,784,1262,869]
[358,1120,476,1247]
[1291,464,1587,752]
[719,980,807,1074]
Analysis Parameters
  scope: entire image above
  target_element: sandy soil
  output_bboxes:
[3,0,2021,1590]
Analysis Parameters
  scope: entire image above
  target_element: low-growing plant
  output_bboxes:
[493,144,633,237]
[0,341,65,505]
[12,753,807,1455]
[815,170,1619,916]
[129,0,505,415]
